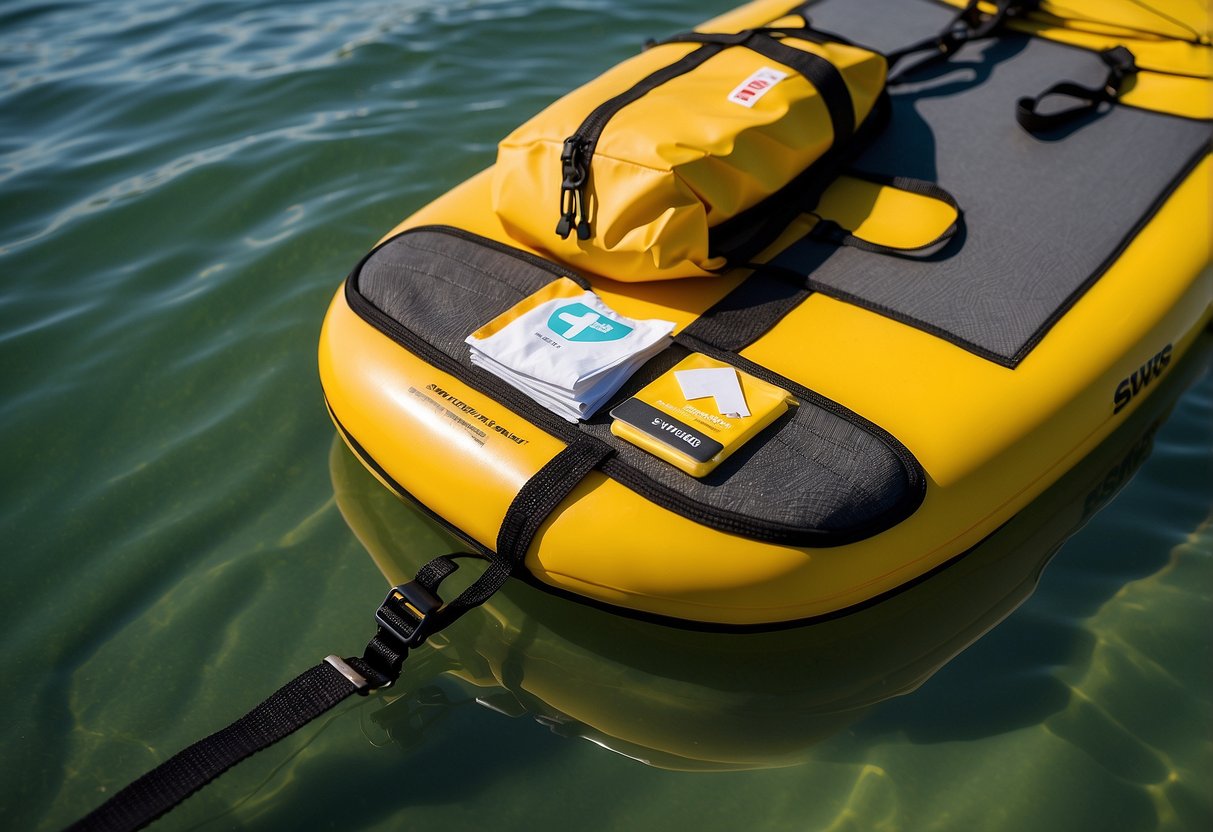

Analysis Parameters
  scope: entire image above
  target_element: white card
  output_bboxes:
[675,367,750,418]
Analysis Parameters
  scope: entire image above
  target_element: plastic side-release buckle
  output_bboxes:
[375,580,444,652]
[1100,46,1137,96]
[936,23,968,55]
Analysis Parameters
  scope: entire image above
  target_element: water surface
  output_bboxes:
[1,1,1210,830]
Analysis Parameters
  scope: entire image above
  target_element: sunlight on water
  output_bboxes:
[1,0,1209,830]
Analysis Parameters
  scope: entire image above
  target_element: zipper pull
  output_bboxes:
[556,197,575,239]
[556,137,589,240]
[574,166,591,241]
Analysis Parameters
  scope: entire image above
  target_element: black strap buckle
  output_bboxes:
[1100,45,1137,96]
[375,580,443,651]
[936,24,968,56]
[809,217,849,245]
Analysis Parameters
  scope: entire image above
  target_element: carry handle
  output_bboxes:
[646,0,857,51]
[1015,46,1138,134]
[808,172,963,259]
[648,27,857,146]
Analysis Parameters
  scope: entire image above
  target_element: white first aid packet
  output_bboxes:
[465,277,674,422]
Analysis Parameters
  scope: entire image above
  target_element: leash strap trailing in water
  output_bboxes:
[63,568,449,832]
[64,659,370,832]
[67,440,612,832]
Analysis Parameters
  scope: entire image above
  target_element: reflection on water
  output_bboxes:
[329,335,1212,789]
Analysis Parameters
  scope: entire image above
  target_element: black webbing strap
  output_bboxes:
[684,170,962,353]
[705,89,893,271]
[497,437,613,565]
[67,440,612,832]
[886,0,1039,83]
[745,33,856,144]
[418,435,614,631]
[1015,46,1138,134]
[66,661,365,832]
[654,28,856,144]
[806,172,963,257]
[680,263,814,353]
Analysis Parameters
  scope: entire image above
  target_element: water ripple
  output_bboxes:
[1,1,1209,830]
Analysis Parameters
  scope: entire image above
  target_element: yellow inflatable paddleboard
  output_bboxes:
[319,0,1212,627]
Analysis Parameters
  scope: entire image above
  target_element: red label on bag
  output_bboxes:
[727,67,788,107]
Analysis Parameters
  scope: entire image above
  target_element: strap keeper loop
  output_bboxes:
[324,655,370,694]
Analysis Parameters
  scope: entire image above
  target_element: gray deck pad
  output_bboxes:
[772,0,1211,366]
[351,227,924,543]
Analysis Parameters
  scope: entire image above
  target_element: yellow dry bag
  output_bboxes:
[491,14,888,282]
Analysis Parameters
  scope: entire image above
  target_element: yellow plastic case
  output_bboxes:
[610,353,795,477]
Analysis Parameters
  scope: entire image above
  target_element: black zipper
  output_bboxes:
[555,43,726,241]
[554,19,865,244]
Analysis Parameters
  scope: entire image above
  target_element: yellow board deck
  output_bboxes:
[320,0,1212,626]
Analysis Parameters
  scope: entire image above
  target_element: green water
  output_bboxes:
[2,1,1210,829]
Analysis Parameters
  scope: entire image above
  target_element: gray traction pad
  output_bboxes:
[773,0,1211,364]
[356,228,917,539]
